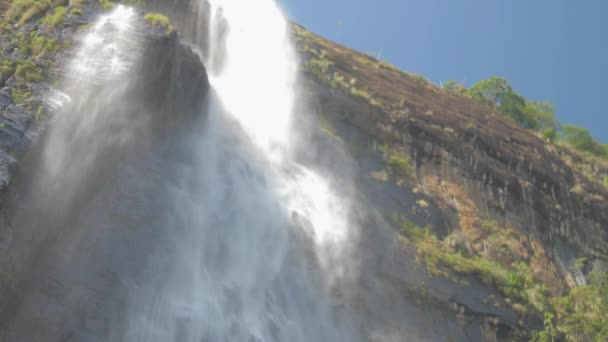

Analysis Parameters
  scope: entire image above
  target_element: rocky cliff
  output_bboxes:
[0,2,209,338]
[0,1,606,341]
[293,24,608,339]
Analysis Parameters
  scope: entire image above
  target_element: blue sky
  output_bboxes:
[282,0,608,143]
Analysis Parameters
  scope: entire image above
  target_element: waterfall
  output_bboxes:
[116,0,357,340]
[2,2,360,341]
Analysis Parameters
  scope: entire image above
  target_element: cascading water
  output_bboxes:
[3,1,360,341]
[117,0,358,340]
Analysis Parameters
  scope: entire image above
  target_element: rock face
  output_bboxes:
[0,1,606,341]
[0,3,210,339]
[293,24,608,339]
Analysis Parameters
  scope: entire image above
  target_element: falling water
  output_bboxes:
[2,1,360,341]
[117,0,358,340]
[116,0,357,340]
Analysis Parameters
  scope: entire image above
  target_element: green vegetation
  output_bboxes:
[5,0,68,26]
[0,59,15,75]
[397,216,608,341]
[318,115,342,143]
[29,32,59,57]
[397,218,535,306]
[35,105,44,121]
[15,60,43,82]
[70,8,82,15]
[559,125,608,159]
[11,88,32,104]
[386,155,413,181]
[443,80,467,94]
[98,0,114,11]
[461,76,608,160]
[532,271,608,341]
[17,1,49,26]
[570,183,584,195]
[143,13,174,32]
[41,5,66,27]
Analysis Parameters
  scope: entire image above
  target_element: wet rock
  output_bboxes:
[0,88,11,111]
[0,149,16,192]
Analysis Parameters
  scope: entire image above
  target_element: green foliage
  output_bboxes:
[15,60,42,82]
[29,32,59,57]
[143,13,174,32]
[559,125,608,159]
[305,53,332,80]
[42,5,67,27]
[523,101,558,131]
[98,0,114,11]
[570,183,584,195]
[467,76,607,160]
[533,270,608,341]
[481,220,498,232]
[467,77,557,131]
[70,8,82,15]
[467,76,514,109]
[5,0,36,22]
[17,0,50,26]
[11,88,32,104]
[396,217,541,315]
[35,105,44,121]
[386,155,413,180]
[443,80,467,94]
[543,128,557,143]
[0,59,15,75]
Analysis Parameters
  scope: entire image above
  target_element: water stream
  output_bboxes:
[3,2,360,341]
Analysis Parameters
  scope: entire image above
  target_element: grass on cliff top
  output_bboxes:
[41,5,66,27]
[144,13,174,32]
[4,0,66,26]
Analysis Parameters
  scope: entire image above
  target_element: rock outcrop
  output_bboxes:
[0,3,210,337]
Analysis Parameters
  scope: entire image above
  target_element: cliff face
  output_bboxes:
[0,3,209,338]
[293,24,608,338]
[0,1,607,341]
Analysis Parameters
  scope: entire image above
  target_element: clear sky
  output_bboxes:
[281,0,608,143]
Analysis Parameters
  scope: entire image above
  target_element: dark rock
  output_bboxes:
[0,150,16,192]
[0,88,11,111]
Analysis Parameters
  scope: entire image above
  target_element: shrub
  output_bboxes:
[0,59,14,75]
[443,80,467,94]
[387,155,413,180]
[17,1,50,26]
[559,125,608,158]
[98,0,114,11]
[143,13,174,32]
[70,8,83,15]
[396,217,537,312]
[570,183,584,195]
[29,33,58,57]
[42,6,67,27]
[542,128,557,143]
[532,270,608,341]
[15,60,42,82]
[4,0,35,22]
[11,88,32,104]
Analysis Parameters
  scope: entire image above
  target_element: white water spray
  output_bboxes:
[204,0,350,249]
[5,3,359,341]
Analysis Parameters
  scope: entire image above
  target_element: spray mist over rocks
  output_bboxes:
[1,1,363,341]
